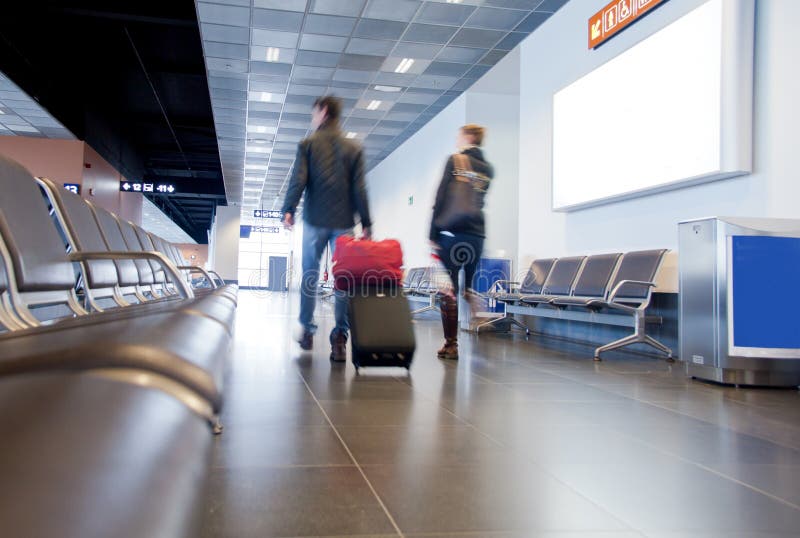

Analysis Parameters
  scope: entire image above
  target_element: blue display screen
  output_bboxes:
[732,235,800,349]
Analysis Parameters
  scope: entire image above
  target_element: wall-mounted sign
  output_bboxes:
[120,181,176,194]
[253,210,283,219]
[63,183,81,195]
[589,0,668,49]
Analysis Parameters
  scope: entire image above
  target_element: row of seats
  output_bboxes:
[404,266,450,315]
[0,155,236,537]
[489,249,672,360]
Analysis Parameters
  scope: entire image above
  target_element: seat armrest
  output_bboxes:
[207,270,225,285]
[489,280,520,295]
[69,251,194,299]
[607,280,655,304]
[177,265,219,289]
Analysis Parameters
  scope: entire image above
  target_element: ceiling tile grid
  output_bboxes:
[0,72,74,139]
[195,0,567,214]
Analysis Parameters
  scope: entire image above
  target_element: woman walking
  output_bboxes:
[429,124,494,360]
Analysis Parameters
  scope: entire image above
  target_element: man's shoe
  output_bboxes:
[330,332,347,362]
[298,331,313,351]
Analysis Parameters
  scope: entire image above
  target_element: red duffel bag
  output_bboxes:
[331,236,404,291]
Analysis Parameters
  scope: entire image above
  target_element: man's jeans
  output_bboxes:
[300,223,351,338]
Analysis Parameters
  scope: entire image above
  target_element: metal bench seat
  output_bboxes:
[0,371,210,538]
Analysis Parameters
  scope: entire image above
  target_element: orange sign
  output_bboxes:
[589,0,668,49]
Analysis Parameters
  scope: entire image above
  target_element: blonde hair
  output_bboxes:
[460,124,485,146]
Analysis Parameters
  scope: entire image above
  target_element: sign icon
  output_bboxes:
[143,183,154,192]
[591,18,602,40]
[133,183,142,192]
[167,185,175,193]
[254,210,262,218]
[619,0,632,20]
[63,183,81,195]
[605,6,618,31]
[122,182,131,191]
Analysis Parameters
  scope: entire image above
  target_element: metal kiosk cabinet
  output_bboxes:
[679,217,800,387]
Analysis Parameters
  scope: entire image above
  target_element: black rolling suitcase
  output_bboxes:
[348,286,416,372]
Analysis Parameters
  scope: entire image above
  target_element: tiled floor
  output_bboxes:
[202,291,800,537]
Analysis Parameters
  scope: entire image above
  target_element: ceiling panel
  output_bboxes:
[196,0,569,210]
[304,14,358,36]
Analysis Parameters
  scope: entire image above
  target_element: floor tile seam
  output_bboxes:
[314,398,429,403]
[632,399,800,453]
[604,427,800,512]
[508,358,800,452]
[298,371,405,538]
[389,373,640,533]
[209,463,359,470]
[269,535,399,538]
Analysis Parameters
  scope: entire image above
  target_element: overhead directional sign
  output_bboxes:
[120,181,176,194]
[253,209,283,219]
[119,178,225,196]
[589,0,668,49]
[63,183,81,194]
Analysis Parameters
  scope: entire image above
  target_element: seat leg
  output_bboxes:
[643,335,673,361]
[411,304,439,315]
[594,334,640,361]
[476,314,530,335]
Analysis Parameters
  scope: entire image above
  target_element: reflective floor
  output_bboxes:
[202,291,800,537]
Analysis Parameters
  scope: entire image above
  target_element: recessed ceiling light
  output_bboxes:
[247,146,272,153]
[247,125,277,134]
[265,47,280,62]
[260,92,273,102]
[245,164,269,170]
[366,100,381,111]
[447,0,463,3]
[346,132,357,139]
[395,58,415,74]
[374,85,402,93]
[0,110,5,115]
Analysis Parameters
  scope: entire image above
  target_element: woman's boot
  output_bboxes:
[437,293,459,360]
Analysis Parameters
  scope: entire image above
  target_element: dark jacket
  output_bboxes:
[281,124,372,230]
[429,146,494,241]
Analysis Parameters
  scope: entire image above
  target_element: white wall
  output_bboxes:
[517,0,799,289]
[367,47,523,269]
[368,95,467,268]
[209,205,241,281]
[466,91,520,263]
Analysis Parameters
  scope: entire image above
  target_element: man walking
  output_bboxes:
[281,96,372,361]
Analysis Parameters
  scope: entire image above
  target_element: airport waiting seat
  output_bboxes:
[0,255,25,331]
[563,249,672,361]
[519,255,585,305]
[0,155,232,426]
[492,258,556,302]
[549,252,622,308]
[10,174,234,327]
[0,371,211,538]
[477,258,557,334]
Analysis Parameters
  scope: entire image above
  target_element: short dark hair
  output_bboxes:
[313,95,342,125]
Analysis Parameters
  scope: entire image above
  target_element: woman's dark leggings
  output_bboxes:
[435,233,484,293]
